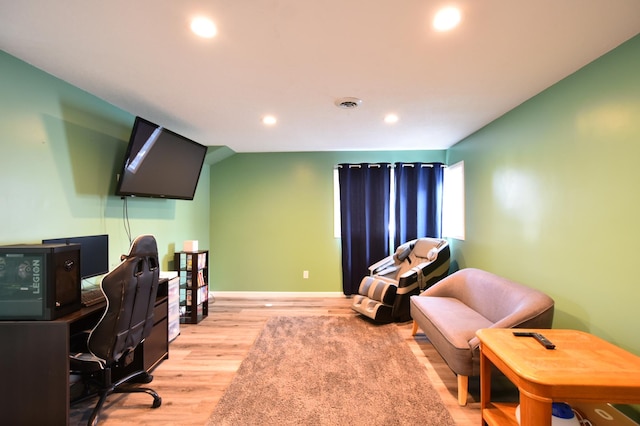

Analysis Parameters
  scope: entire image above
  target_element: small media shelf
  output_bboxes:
[174,250,208,324]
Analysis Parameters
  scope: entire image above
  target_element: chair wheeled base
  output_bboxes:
[73,366,162,426]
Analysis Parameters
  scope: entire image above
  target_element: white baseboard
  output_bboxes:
[210,291,345,299]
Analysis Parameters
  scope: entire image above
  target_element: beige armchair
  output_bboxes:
[410,268,555,405]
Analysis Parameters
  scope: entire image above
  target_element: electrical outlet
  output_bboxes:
[303,270,309,279]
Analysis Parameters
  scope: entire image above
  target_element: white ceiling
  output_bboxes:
[1,1,639,153]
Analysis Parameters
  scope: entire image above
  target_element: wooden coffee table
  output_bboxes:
[476,328,640,426]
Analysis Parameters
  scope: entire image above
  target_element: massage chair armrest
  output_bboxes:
[368,255,396,275]
[375,266,401,277]
[397,261,433,287]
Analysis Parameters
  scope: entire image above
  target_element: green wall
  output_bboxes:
[447,35,640,355]
[6,28,640,419]
[210,151,444,292]
[3,31,640,364]
[0,51,210,270]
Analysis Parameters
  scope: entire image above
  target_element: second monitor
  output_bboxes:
[42,234,109,280]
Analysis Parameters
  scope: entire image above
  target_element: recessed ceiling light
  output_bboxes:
[262,115,277,126]
[191,16,217,38]
[433,7,461,32]
[384,114,399,124]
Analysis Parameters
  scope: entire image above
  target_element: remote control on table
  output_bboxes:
[513,331,556,349]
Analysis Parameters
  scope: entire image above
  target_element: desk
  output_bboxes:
[0,278,168,425]
[477,328,640,426]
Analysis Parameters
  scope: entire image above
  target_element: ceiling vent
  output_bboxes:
[335,97,363,109]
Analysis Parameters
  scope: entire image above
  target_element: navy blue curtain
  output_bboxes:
[393,162,444,247]
[338,163,391,295]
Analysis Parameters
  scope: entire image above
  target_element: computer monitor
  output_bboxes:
[42,234,109,280]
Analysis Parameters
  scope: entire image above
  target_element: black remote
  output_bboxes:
[513,331,556,349]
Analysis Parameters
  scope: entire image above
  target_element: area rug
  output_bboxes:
[207,316,455,426]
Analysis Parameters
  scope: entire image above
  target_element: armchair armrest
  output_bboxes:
[468,305,555,351]
[420,276,467,298]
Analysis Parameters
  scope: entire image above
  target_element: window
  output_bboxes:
[442,161,465,240]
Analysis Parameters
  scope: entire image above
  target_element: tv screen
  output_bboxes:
[42,234,109,279]
[115,117,208,200]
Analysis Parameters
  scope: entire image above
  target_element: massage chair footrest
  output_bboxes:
[352,295,393,323]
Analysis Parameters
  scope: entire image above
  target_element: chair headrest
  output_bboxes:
[122,234,158,260]
[412,238,446,259]
[393,241,413,262]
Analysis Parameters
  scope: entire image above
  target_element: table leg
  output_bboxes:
[479,343,491,425]
[519,391,552,426]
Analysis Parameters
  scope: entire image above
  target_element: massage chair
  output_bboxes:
[351,237,450,323]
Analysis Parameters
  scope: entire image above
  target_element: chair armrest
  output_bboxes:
[397,261,435,288]
[368,255,395,275]
[375,266,400,277]
[398,261,431,279]
[420,275,467,298]
[489,305,554,331]
[468,306,554,350]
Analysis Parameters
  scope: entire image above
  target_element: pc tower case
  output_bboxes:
[0,243,81,320]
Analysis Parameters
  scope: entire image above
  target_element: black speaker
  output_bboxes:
[0,243,81,320]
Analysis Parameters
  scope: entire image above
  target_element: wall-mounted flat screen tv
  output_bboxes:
[115,116,208,200]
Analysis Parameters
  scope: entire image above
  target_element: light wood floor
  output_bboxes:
[70,295,511,425]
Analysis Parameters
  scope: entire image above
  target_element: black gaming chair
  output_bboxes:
[70,234,162,425]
